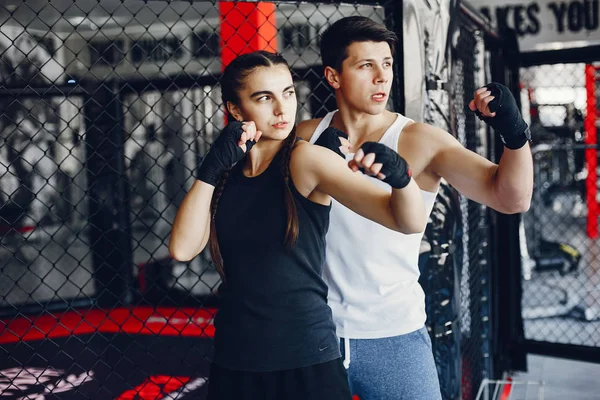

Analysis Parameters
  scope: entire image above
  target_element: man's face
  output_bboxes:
[335,41,394,115]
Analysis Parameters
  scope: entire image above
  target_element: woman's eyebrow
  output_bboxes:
[250,84,295,98]
[250,90,273,98]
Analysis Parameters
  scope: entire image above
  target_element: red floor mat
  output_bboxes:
[0,307,215,399]
[0,306,216,344]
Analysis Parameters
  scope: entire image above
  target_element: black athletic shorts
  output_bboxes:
[206,358,352,400]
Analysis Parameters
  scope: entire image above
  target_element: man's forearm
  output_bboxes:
[494,143,533,213]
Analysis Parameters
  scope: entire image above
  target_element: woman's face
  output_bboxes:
[228,64,297,141]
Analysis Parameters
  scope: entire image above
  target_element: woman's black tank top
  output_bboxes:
[213,150,340,372]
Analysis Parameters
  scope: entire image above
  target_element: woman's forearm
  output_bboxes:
[169,180,215,261]
[390,179,427,234]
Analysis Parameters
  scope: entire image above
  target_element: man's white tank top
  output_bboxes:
[310,111,438,339]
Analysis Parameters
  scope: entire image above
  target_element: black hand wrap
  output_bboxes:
[359,142,412,189]
[314,127,349,159]
[197,121,255,186]
[474,83,530,150]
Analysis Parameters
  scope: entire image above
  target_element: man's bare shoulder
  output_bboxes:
[403,121,447,138]
[296,118,323,142]
[397,120,463,184]
[401,121,459,148]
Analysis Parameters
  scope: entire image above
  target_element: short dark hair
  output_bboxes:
[320,16,398,72]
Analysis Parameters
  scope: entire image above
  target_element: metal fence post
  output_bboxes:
[84,82,134,307]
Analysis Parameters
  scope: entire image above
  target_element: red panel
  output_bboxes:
[219,2,278,69]
[585,64,598,239]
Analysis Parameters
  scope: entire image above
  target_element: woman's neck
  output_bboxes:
[244,139,285,177]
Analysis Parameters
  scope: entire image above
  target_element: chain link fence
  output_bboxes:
[0,1,507,398]
[417,8,496,399]
[520,61,600,350]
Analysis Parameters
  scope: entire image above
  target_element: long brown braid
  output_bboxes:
[209,168,230,280]
[208,50,300,280]
[280,126,299,249]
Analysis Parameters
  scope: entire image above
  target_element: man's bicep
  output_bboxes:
[433,144,500,207]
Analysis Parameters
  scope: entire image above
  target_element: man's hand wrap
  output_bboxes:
[475,83,530,150]
[197,121,255,186]
[314,127,349,158]
[359,142,412,189]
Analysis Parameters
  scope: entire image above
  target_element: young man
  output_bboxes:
[297,16,533,400]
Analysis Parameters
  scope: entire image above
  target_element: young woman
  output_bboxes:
[168,50,426,400]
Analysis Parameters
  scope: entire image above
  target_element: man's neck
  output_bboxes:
[332,107,397,148]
